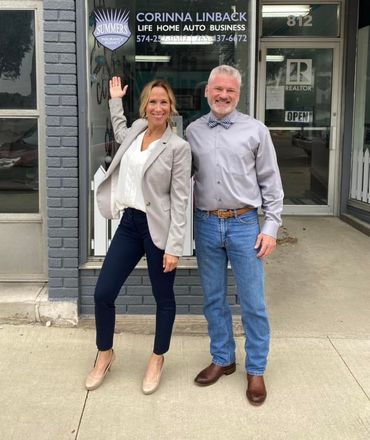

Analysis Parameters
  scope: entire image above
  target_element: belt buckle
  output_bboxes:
[217,210,230,219]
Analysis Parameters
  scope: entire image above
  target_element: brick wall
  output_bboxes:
[80,268,240,315]
[44,0,79,299]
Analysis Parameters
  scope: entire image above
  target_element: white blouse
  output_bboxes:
[115,131,160,213]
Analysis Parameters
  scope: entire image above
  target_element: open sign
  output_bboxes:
[285,111,313,123]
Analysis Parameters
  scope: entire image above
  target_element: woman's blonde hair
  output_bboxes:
[139,80,178,119]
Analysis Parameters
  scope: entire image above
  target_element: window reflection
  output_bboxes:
[87,0,252,255]
[0,119,38,213]
[0,10,36,109]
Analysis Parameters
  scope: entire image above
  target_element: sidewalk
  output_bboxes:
[1,217,370,440]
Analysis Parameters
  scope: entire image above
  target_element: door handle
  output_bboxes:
[330,126,336,150]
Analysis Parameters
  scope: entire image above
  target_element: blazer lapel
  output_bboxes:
[142,125,173,175]
[105,119,148,179]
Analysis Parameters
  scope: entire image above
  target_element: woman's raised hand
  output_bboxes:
[109,76,128,99]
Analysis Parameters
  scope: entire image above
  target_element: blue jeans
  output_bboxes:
[94,208,176,354]
[194,208,270,375]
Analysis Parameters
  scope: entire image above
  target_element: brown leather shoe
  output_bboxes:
[246,374,267,405]
[194,362,236,386]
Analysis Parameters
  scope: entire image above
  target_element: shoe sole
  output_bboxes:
[194,364,236,387]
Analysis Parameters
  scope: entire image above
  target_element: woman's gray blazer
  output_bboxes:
[96,98,192,257]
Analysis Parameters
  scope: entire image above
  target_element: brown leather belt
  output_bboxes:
[208,206,254,219]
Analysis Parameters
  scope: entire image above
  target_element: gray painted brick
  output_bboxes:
[45,85,77,95]
[44,21,75,31]
[47,179,62,188]
[48,148,78,157]
[64,278,78,288]
[58,10,76,19]
[63,258,78,268]
[143,296,155,305]
[48,288,78,298]
[50,228,77,238]
[50,268,78,278]
[49,278,63,288]
[49,249,78,258]
[62,178,78,187]
[48,199,62,208]
[48,168,78,177]
[63,238,78,248]
[59,32,76,42]
[47,127,77,137]
[173,286,190,295]
[47,158,61,167]
[49,189,78,199]
[48,218,63,228]
[44,1,75,10]
[44,32,59,42]
[61,96,77,106]
[127,306,156,314]
[47,106,76,117]
[44,10,58,20]
[45,53,59,63]
[189,305,205,314]
[189,286,204,295]
[46,96,60,106]
[49,258,62,268]
[59,53,76,64]
[61,116,78,126]
[63,218,78,228]
[46,64,77,75]
[49,238,62,247]
[174,276,202,285]
[47,116,61,126]
[48,208,78,218]
[62,137,78,146]
[60,75,76,85]
[117,296,142,305]
[44,43,76,54]
[176,296,203,305]
[63,198,78,208]
[124,276,142,285]
[47,137,61,146]
[62,158,78,167]
[127,286,153,296]
[80,276,97,286]
[176,306,191,314]
[80,305,94,314]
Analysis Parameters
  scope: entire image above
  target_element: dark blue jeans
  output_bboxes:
[94,208,176,354]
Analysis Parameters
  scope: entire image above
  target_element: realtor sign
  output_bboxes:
[285,111,313,123]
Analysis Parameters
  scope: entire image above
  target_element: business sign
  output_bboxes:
[135,11,248,44]
[93,8,131,50]
[286,59,312,91]
[285,111,313,123]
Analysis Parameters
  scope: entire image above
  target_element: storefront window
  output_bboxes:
[87,0,254,256]
[0,10,38,213]
[349,22,370,205]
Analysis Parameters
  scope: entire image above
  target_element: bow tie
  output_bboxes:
[208,116,232,129]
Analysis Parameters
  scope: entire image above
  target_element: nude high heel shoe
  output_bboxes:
[142,355,164,395]
[85,349,115,391]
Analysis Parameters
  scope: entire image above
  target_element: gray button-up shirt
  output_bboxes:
[185,110,284,238]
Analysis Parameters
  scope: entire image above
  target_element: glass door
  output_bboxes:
[258,43,340,214]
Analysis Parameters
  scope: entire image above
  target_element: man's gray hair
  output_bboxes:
[208,65,241,87]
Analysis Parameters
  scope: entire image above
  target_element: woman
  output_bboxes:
[85,76,191,394]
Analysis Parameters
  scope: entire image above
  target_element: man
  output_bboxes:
[185,65,283,405]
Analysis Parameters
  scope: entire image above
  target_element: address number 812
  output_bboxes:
[287,15,313,27]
